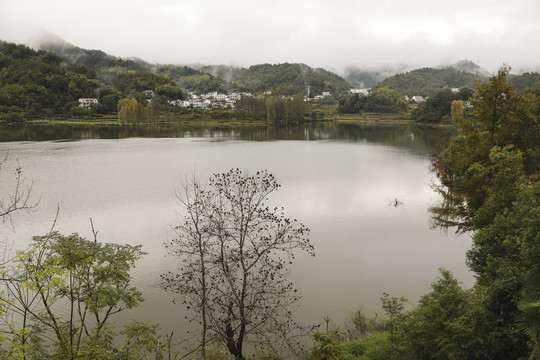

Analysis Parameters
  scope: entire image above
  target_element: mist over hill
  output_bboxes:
[3,34,540,104]
[36,35,351,96]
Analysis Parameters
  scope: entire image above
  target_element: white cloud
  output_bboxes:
[1,0,539,72]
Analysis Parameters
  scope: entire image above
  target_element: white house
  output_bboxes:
[78,98,98,109]
[350,88,370,96]
[411,96,425,103]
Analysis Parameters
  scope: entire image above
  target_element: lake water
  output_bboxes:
[0,123,473,340]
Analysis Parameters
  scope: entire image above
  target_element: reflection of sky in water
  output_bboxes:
[0,136,472,333]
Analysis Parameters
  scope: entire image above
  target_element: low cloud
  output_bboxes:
[1,0,539,73]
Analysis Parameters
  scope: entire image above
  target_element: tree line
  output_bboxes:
[410,86,473,123]
[235,94,305,124]
[337,87,407,114]
[0,41,187,121]
[373,66,483,97]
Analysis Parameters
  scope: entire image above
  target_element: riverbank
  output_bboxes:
[2,104,420,128]
[5,112,417,128]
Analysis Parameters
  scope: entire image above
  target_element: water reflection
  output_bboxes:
[0,122,455,154]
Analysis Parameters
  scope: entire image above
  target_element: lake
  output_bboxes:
[0,123,473,341]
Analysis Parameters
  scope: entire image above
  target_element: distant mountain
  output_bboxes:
[38,33,150,73]
[38,35,228,93]
[0,40,104,117]
[374,65,488,97]
[448,60,490,77]
[342,65,408,89]
[342,61,490,93]
[22,35,540,97]
[201,63,351,96]
[38,35,351,96]
[508,71,540,90]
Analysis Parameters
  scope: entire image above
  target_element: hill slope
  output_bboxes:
[203,63,351,96]
[39,35,351,96]
[374,64,487,97]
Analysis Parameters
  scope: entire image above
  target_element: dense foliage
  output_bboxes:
[509,72,540,91]
[40,36,225,95]
[41,39,351,97]
[0,40,187,120]
[374,67,484,97]
[0,232,179,359]
[410,87,473,123]
[337,87,407,114]
[0,41,100,119]
[204,63,351,96]
[235,94,305,124]
[310,67,540,360]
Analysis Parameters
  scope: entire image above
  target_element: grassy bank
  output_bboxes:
[7,104,417,128]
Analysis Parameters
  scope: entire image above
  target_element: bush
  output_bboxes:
[3,112,25,123]
[355,332,392,360]
[307,330,393,360]
[70,105,90,117]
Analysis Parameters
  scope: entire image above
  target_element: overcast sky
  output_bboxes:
[1,0,539,73]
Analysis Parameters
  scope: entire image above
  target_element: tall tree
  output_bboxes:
[430,66,540,359]
[160,169,315,359]
[431,66,539,232]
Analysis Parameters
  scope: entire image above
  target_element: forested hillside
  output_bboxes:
[40,37,351,96]
[0,41,100,118]
[0,40,187,119]
[203,63,351,95]
[343,65,406,88]
[4,36,540,124]
[372,60,540,98]
[39,36,228,94]
[374,66,484,97]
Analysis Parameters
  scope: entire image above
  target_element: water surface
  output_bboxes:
[0,123,472,336]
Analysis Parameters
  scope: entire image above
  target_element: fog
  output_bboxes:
[1,0,540,73]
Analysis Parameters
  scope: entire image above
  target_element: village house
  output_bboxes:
[142,90,155,98]
[78,98,98,109]
[167,91,249,109]
[350,88,370,96]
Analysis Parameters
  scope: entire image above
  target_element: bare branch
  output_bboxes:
[0,152,39,227]
[161,169,314,359]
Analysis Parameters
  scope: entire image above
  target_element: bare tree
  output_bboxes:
[161,175,214,359]
[160,169,315,359]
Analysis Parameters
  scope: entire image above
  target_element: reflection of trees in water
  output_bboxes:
[0,124,455,155]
